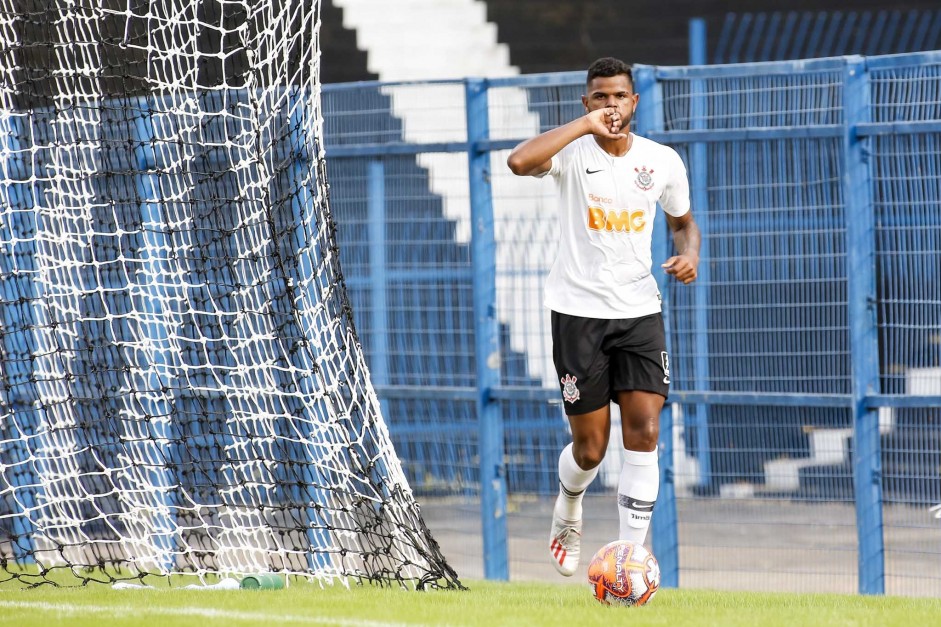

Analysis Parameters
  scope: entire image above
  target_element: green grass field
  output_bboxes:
[1,579,939,627]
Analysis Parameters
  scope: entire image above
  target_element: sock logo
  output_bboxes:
[618,494,656,513]
[618,494,655,528]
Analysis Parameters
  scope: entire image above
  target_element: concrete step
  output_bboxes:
[336,0,488,28]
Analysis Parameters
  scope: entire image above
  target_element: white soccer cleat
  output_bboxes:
[549,515,582,576]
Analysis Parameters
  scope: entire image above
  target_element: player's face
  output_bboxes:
[583,74,638,128]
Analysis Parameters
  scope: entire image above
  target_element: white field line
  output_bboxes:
[0,600,443,627]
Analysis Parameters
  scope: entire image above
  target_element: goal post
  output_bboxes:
[0,0,460,589]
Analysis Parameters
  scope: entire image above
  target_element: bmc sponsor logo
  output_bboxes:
[587,206,646,233]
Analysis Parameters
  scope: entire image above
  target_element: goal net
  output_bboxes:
[0,0,459,589]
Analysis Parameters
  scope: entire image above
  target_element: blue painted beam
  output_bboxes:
[842,56,885,596]
[367,160,390,389]
[306,122,925,160]
[375,384,941,411]
[132,100,180,572]
[286,88,338,572]
[466,77,508,581]
[635,63,680,588]
[689,18,707,66]
[0,113,41,562]
[855,120,941,136]
[326,141,469,158]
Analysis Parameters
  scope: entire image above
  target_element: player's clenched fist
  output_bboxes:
[586,107,626,140]
[661,254,699,284]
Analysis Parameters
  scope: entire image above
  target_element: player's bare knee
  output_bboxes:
[572,443,606,469]
[623,422,659,451]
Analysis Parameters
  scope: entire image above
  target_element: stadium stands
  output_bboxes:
[320,0,377,84]
[482,0,941,71]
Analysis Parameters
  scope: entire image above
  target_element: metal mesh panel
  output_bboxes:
[668,138,849,396]
[318,53,941,594]
[661,71,843,131]
[869,58,941,597]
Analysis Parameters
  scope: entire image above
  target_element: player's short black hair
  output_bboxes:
[586,57,633,88]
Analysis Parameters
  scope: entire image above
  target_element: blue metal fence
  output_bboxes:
[2,51,938,595]
[321,51,941,595]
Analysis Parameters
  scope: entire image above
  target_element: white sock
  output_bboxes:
[617,449,659,544]
[554,443,599,521]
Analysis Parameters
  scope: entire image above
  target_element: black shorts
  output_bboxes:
[551,311,670,416]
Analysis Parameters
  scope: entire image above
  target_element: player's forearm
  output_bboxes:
[671,219,701,262]
[506,116,591,176]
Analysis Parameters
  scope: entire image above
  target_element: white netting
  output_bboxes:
[0,0,458,589]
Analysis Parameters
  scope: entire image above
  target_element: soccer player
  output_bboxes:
[506,57,700,576]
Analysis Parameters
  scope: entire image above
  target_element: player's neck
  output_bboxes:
[594,132,632,157]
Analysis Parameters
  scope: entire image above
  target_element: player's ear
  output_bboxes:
[581,94,589,112]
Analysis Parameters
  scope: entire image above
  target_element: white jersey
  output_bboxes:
[541,133,691,319]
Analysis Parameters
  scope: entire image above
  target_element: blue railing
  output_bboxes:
[321,51,941,594]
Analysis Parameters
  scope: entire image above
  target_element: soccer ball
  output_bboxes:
[587,540,660,606]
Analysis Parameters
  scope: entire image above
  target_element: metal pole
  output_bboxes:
[0,113,41,562]
[635,65,679,587]
[367,160,390,391]
[466,77,508,580]
[132,102,180,571]
[689,17,707,65]
[689,40,714,491]
[842,56,885,595]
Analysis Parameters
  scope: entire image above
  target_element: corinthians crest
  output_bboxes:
[634,165,655,191]
[561,374,580,404]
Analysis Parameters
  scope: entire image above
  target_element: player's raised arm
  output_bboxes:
[506,107,627,176]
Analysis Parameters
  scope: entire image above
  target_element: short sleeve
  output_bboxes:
[659,147,691,217]
[536,141,576,179]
